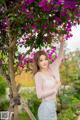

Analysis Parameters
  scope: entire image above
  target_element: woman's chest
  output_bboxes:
[42,75,57,89]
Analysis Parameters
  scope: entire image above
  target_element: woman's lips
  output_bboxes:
[43,63,47,66]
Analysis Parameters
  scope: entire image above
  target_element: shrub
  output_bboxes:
[58,108,76,120]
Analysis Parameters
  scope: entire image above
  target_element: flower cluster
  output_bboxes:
[18,46,57,68]
[21,0,80,40]
[0,0,80,68]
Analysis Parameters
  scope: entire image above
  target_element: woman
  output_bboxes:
[34,36,65,120]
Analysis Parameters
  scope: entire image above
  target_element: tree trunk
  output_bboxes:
[8,49,19,120]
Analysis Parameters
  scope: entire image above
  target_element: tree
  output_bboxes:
[0,0,80,120]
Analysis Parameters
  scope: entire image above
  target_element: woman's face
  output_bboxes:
[38,54,49,70]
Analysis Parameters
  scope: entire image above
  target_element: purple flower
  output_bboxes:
[38,0,52,13]
[64,0,77,9]
[24,0,35,5]
[26,11,34,19]
[1,17,9,30]
[32,24,37,31]
[39,0,48,7]
[21,4,26,12]
[54,17,62,24]
[58,0,64,3]
[61,11,67,17]
[42,24,48,30]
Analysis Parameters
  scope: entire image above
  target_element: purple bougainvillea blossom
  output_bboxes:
[64,0,77,9]
[38,0,52,12]
[24,0,35,5]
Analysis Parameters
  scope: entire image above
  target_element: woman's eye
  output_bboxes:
[45,58,48,60]
[39,59,43,62]
[39,59,48,62]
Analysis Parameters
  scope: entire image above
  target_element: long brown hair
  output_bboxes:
[33,50,49,75]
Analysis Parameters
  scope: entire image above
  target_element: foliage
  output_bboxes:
[0,75,9,111]
[73,79,80,100]
[20,87,41,119]
[58,51,80,120]
[58,108,76,120]
[60,50,80,84]
[19,112,30,120]
[58,86,80,120]
[0,0,80,50]
[59,88,80,108]
[0,75,7,96]
[0,51,8,74]
[0,100,9,111]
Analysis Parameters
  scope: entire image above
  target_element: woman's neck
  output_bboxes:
[40,67,49,73]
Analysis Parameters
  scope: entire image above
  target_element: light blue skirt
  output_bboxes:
[38,99,57,120]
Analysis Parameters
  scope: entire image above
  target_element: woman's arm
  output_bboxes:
[54,79,61,95]
[35,74,58,99]
[52,35,65,68]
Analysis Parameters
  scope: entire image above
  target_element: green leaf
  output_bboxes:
[0,0,5,4]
